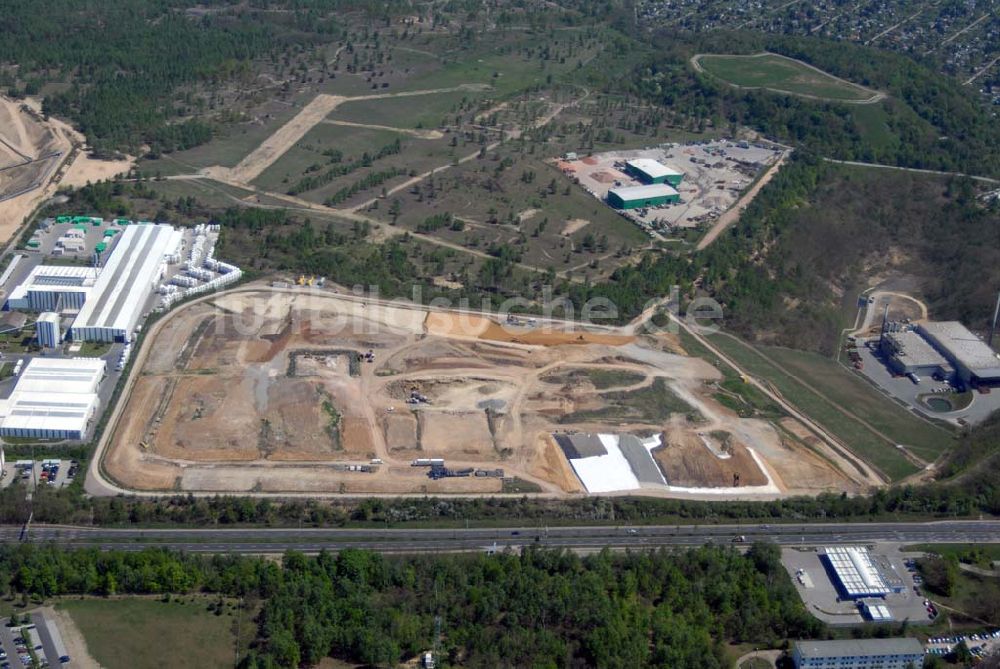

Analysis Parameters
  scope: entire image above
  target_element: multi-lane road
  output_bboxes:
[4,521,999,554]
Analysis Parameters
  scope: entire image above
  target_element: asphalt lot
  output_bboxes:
[0,609,70,668]
[783,547,933,626]
[0,459,79,492]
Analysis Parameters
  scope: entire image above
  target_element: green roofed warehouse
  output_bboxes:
[625,158,683,186]
[607,184,680,209]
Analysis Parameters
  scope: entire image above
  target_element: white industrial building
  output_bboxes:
[880,329,952,379]
[624,158,683,184]
[917,321,1000,387]
[70,223,183,342]
[36,312,61,348]
[4,265,97,312]
[822,546,891,598]
[0,358,106,440]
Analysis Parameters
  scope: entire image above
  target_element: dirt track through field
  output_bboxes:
[321,119,444,139]
[696,150,788,250]
[206,84,490,185]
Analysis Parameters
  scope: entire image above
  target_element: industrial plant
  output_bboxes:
[556,140,783,238]
[0,216,243,442]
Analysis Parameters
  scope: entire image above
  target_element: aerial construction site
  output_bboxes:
[98,285,861,497]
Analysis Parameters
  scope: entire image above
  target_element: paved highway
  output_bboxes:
[4,521,999,554]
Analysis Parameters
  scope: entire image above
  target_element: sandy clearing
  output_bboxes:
[518,208,540,222]
[0,96,80,247]
[60,152,135,188]
[426,311,635,346]
[561,218,590,236]
[321,118,444,139]
[0,97,34,159]
[46,606,104,669]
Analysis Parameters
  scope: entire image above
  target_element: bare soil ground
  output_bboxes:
[45,606,103,669]
[561,218,590,236]
[60,151,135,189]
[105,289,853,496]
[654,424,768,487]
[0,96,81,245]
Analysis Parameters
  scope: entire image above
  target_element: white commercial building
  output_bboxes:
[793,638,923,669]
[822,546,891,598]
[0,357,106,440]
[36,312,61,348]
[4,265,97,312]
[917,320,1000,386]
[625,158,683,184]
[70,223,183,342]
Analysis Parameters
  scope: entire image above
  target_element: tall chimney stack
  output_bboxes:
[989,291,1000,348]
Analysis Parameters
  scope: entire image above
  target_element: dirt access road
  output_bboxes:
[203,84,490,185]
[696,149,789,250]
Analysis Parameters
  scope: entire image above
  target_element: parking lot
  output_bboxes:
[557,140,783,236]
[0,459,79,491]
[925,630,1000,661]
[782,547,935,626]
[0,610,72,668]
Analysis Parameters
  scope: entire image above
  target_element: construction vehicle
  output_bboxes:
[296,275,306,286]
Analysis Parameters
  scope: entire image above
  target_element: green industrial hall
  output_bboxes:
[625,158,684,186]
[607,184,680,209]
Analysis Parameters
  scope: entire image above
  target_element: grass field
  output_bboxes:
[706,333,927,480]
[330,90,486,129]
[905,544,1000,563]
[696,53,877,102]
[58,597,243,669]
[768,347,953,461]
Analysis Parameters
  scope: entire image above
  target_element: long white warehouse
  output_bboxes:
[70,224,182,342]
[0,357,106,440]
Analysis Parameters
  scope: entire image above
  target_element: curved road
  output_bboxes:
[7,520,1000,554]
